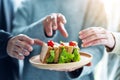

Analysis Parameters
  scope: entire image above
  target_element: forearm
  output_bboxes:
[108,32,120,55]
[12,18,47,40]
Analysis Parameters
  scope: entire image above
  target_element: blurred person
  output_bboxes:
[0,0,19,79]
[79,1,120,80]
[0,30,34,60]
[0,29,43,80]
[80,27,120,80]
[0,0,42,80]
[12,0,107,80]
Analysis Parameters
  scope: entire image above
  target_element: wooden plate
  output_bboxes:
[29,52,92,71]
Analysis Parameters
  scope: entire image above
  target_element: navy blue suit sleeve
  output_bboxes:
[0,30,13,59]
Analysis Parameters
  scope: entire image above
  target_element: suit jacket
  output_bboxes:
[0,0,13,32]
[0,0,19,80]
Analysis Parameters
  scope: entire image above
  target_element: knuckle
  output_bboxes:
[99,39,103,43]
[90,27,95,30]
[19,34,24,37]
[24,51,30,56]
[94,34,99,38]
[50,15,54,19]
[58,13,62,15]
[91,30,96,34]
[13,46,16,51]
[12,53,17,58]
[22,43,27,49]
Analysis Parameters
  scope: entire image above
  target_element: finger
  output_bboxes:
[57,13,67,24]
[57,22,68,38]
[22,49,30,56]
[85,62,92,66]
[82,39,108,47]
[34,39,43,46]
[79,27,106,39]
[17,34,34,45]
[12,51,25,60]
[13,46,23,54]
[81,34,107,44]
[50,13,57,30]
[44,16,53,36]
[15,40,33,52]
[13,46,30,56]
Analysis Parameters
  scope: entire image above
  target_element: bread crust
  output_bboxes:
[40,42,80,63]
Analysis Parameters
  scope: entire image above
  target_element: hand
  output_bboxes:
[79,27,115,49]
[43,13,68,38]
[7,34,43,60]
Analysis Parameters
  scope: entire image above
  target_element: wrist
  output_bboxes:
[106,35,116,52]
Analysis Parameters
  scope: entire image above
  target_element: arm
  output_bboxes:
[12,1,68,39]
[0,30,42,60]
[0,30,12,58]
[12,1,45,40]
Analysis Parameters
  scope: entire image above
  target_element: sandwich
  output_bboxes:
[40,40,81,64]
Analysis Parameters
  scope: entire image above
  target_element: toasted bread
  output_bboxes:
[40,41,80,63]
[40,42,53,63]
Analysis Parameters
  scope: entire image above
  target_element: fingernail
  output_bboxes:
[82,44,87,47]
[82,40,86,42]
[24,50,29,56]
[82,40,84,42]
[48,32,52,36]
[79,31,82,34]
[53,26,57,30]
[27,47,33,52]
[86,43,92,47]
[79,35,83,39]
[81,44,84,47]
[63,19,67,24]
[65,34,68,38]
[58,14,61,17]
[18,56,24,60]
[30,40,34,45]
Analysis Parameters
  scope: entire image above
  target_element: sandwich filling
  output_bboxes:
[40,40,81,64]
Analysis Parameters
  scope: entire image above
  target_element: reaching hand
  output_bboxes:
[79,27,115,50]
[43,13,68,38]
[7,34,43,60]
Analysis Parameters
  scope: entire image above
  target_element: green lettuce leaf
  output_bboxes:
[58,47,74,63]
[73,48,80,62]
[46,50,55,63]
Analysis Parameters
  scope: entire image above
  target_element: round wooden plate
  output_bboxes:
[29,52,92,71]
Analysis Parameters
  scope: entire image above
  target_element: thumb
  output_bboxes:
[34,39,43,46]
[85,62,92,66]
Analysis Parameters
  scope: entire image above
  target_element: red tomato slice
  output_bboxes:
[69,41,77,46]
[47,40,54,47]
